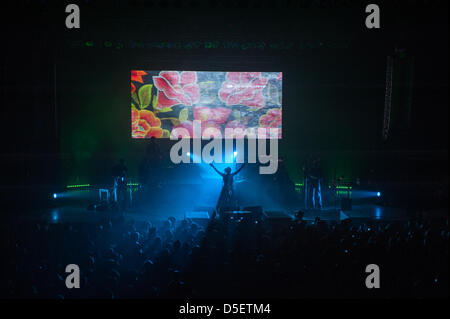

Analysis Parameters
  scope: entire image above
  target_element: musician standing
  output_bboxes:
[303,155,323,210]
[112,158,128,210]
[309,157,323,210]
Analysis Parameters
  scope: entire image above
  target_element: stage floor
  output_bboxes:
[11,203,446,226]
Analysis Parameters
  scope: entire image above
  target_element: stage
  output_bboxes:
[11,203,445,227]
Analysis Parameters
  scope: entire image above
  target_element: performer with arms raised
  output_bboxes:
[210,163,245,211]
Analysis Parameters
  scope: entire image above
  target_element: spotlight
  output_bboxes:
[376,192,381,197]
[53,193,58,199]
[187,152,190,156]
[233,151,237,157]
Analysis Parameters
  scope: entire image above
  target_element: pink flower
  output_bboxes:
[171,121,194,138]
[171,106,232,138]
[258,108,282,139]
[153,71,200,109]
[219,72,269,109]
[195,106,231,138]
[193,106,231,124]
[259,108,282,128]
[171,120,222,138]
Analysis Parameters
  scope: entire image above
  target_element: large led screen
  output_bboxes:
[131,71,282,138]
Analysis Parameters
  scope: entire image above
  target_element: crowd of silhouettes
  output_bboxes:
[1,210,448,298]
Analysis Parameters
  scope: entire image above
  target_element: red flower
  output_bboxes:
[259,108,282,128]
[153,71,200,110]
[131,70,147,83]
[258,108,282,139]
[195,106,231,138]
[132,107,163,138]
[171,121,194,138]
[193,106,231,124]
[131,82,136,93]
[219,72,268,109]
[172,120,222,138]
[171,106,232,138]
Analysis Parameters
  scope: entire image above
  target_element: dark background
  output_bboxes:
[0,0,448,205]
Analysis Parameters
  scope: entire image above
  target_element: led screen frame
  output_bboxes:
[131,70,282,139]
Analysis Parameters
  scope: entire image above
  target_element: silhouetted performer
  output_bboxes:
[309,157,323,210]
[112,159,128,210]
[302,154,314,209]
[210,163,245,211]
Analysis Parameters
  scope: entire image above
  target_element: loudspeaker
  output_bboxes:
[341,198,352,211]
[221,210,253,221]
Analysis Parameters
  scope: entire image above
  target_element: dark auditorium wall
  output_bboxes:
[21,1,446,187]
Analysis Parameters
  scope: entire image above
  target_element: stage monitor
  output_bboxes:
[131,71,282,139]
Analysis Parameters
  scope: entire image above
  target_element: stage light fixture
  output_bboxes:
[377,192,381,197]
[66,184,90,189]
[233,151,237,158]
[53,193,57,199]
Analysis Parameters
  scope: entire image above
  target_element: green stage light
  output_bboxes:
[336,186,352,190]
[127,182,139,186]
[66,184,90,189]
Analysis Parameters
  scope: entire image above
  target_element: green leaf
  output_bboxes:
[131,91,139,106]
[160,117,181,126]
[138,84,153,108]
[162,129,171,138]
[152,92,158,109]
[179,107,189,122]
[198,81,215,89]
[157,107,173,113]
